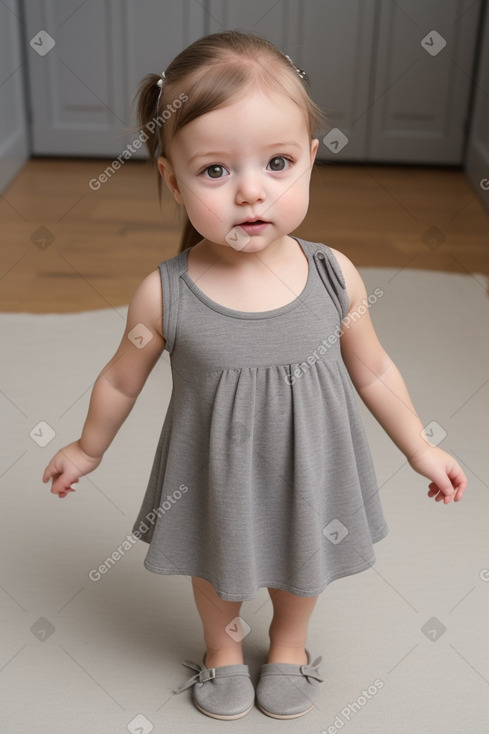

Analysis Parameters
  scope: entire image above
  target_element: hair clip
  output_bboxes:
[156,71,166,106]
[283,53,307,81]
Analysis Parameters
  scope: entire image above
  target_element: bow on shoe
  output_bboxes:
[173,660,216,694]
[300,656,324,683]
[264,655,324,683]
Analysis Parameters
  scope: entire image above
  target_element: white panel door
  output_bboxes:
[123,0,206,158]
[24,0,206,156]
[0,0,29,191]
[207,0,290,45]
[21,0,484,165]
[368,0,482,164]
[207,0,376,161]
[465,2,489,215]
[288,0,376,161]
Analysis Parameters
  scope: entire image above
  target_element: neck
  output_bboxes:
[198,235,293,268]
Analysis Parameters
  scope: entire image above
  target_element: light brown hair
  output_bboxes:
[133,30,326,253]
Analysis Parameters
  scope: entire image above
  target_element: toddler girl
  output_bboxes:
[43,30,467,722]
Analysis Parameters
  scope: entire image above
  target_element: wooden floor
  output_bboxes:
[1,157,489,312]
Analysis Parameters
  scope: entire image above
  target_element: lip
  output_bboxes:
[238,221,270,235]
[238,217,268,224]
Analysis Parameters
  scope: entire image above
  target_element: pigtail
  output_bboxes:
[133,73,203,252]
[133,73,165,202]
[133,73,201,250]
[179,214,203,253]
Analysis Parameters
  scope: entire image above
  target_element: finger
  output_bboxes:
[428,482,443,500]
[441,474,465,503]
[60,486,76,497]
[448,466,468,501]
[431,469,458,502]
[51,476,75,496]
[454,484,467,501]
[437,484,454,503]
[429,483,453,503]
[435,490,450,503]
[43,464,57,483]
[55,488,73,498]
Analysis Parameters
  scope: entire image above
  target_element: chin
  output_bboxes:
[241,239,277,252]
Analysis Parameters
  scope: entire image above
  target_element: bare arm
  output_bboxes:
[331,248,467,504]
[43,269,165,497]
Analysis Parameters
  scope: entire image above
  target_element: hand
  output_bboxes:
[42,440,103,498]
[408,446,467,504]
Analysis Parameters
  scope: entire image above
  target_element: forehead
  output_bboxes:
[174,87,309,154]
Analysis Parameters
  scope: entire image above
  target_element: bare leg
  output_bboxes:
[266,588,319,664]
[191,576,245,668]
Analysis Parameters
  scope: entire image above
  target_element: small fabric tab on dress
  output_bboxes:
[159,255,184,354]
[313,250,346,320]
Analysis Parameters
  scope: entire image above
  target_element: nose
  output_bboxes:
[235,170,265,205]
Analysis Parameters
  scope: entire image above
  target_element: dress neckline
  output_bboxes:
[180,237,313,320]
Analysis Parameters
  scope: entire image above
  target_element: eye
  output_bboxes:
[203,164,228,179]
[267,156,292,172]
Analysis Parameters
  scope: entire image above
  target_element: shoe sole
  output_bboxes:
[257,701,315,719]
[194,700,254,720]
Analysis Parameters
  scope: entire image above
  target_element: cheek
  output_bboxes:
[185,189,225,227]
[191,197,221,222]
[278,181,309,217]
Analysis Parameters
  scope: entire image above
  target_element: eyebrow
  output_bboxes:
[188,140,303,164]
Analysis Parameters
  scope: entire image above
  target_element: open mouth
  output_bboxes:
[237,220,270,234]
[238,219,268,225]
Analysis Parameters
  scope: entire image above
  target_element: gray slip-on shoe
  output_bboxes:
[256,649,323,719]
[173,654,255,720]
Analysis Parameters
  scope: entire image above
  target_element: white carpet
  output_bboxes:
[1,267,489,733]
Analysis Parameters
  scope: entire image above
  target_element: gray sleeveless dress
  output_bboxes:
[132,237,388,601]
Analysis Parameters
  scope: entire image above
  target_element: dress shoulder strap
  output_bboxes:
[307,240,350,321]
[158,249,187,354]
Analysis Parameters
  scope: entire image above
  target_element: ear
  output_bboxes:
[157,156,184,205]
[310,138,319,165]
